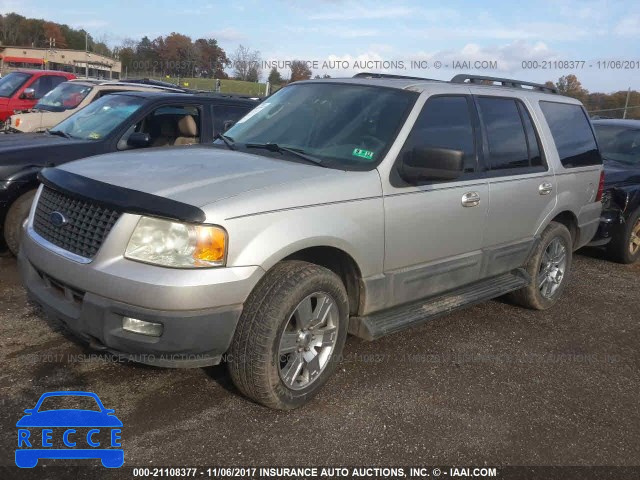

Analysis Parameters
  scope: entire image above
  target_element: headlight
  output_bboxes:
[125,217,227,268]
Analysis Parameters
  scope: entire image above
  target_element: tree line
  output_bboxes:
[545,75,639,119]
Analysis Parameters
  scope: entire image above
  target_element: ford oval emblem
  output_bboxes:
[49,211,68,228]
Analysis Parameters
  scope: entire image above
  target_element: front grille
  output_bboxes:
[33,186,121,259]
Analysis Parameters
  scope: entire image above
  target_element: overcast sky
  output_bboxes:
[2,0,639,92]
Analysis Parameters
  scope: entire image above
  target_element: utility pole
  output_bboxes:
[85,31,89,79]
[623,87,631,119]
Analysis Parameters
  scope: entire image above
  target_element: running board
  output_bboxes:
[348,270,530,340]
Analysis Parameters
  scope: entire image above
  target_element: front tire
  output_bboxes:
[607,207,640,264]
[228,260,349,410]
[4,189,36,256]
[509,221,573,310]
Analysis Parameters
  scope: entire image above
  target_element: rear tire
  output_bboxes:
[606,207,640,264]
[508,221,573,310]
[227,260,349,410]
[4,189,36,257]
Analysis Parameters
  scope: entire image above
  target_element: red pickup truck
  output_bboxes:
[0,70,76,124]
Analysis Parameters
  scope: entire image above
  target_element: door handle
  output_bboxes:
[539,182,554,195]
[461,191,481,207]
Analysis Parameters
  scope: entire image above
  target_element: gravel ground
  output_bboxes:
[0,249,638,475]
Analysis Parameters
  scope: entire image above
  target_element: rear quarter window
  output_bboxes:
[539,101,601,168]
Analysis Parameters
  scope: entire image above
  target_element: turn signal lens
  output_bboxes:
[14,117,20,127]
[193,226,227,264]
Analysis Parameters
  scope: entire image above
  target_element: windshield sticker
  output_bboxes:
[352,148,374,160]
[235,102,270,124]
[88,132,101,140]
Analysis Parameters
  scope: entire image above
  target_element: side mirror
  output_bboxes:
[399,146,464,183]
[21,88,35,100]
[127,132,151,149]
[222,120,235,132]
[23,409,34,414]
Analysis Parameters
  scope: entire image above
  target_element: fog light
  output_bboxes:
[122,317,163,336]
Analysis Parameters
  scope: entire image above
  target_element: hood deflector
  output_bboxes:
[38,168,206,223]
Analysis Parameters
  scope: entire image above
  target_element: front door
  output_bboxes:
[382,94,489,308]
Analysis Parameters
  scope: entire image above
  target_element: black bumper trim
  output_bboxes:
[38,168,206,223]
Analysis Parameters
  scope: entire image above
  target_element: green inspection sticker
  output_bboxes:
[352,148,374,160]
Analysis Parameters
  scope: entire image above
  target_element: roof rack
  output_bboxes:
[108,81,188,93]
[450,74,558,94]
[353,72,442,82]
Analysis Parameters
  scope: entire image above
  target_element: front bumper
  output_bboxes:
[19,213,265,368]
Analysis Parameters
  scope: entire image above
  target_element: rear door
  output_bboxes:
[474,94,557,277]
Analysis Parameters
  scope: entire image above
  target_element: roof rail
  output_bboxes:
[108,81,187,93]
[450,74,558,94]
[353,72,442,82]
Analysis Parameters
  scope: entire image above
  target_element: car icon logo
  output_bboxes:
[49,211,68,228]
[15,391,123,468]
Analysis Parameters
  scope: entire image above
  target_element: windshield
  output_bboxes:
[222,83,417,169]
[37,395,101,412]
[594,125,640,165]
[0,72,31,98]
[36,82,93,112]
[52,94,145,140]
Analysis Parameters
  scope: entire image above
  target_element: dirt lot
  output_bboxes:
[1,249,639,473]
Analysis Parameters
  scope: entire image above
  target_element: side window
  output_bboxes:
[29,76,65,99]
[118,104,202,150]
[400,96,476,173]
[477,97,529,170]
[539,101,601,167]
[213,104,250,136]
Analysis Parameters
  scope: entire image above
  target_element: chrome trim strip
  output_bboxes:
[27,225,92,264]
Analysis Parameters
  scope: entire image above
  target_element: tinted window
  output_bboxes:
[519,104,543,167]
[594,125,640,165]
[539,101,601,167]
[0,72,30,97]
[29,75,65,99]
[213,104,251,135]
[401,96,476,172]
[477,97,529,170]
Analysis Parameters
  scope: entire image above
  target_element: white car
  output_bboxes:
[5,79,185,133]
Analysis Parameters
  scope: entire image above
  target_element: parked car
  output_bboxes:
[4,79,188,133]
[0,70,76,126]
[19,74,603,409]
[588,119,640,263]
[0,90,259,255]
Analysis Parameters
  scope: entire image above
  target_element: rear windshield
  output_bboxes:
[36,82,93,112]
[539,101,601,167]
[593,125,640,166]
[0,72,30,98]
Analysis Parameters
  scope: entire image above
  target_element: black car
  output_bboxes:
[0,91,260,255]
[589,119,640,264]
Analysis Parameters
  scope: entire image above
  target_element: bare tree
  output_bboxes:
[232,45,261,81]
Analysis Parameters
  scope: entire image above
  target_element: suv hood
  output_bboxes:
[58,145,352,209]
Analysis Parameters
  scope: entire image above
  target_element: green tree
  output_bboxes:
[290,60,312,82]
[268,67,282,85]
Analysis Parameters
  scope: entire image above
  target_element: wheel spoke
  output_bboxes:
[279,331,299,355]
[554,248,566,265]
[304,351,322,378]
[538,273,548,289]
[295,296,314,329]
[281,353,304,387]
[313,326,337,348]
[310,294,333,328]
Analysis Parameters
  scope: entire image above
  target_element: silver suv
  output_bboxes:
[20,74,604,409]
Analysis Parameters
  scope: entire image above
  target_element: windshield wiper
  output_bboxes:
[47,129,71,139]
[214,133,236,150]
[245,143,326,167]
